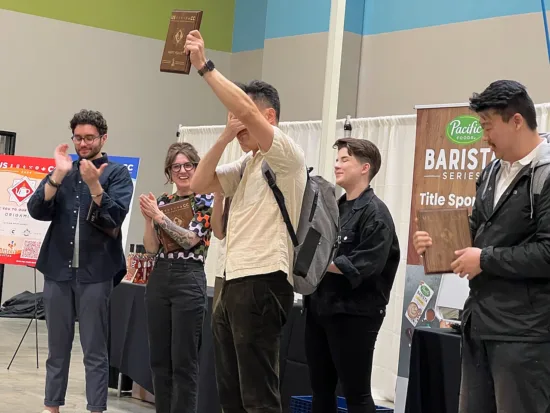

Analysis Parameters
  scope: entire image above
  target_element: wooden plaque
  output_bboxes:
[160,10,203,74]
[417,208,472,274]
[158,198,194,252]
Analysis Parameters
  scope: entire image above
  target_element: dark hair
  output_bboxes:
[333,138,382,180]
[469,80,537,130]
[164,142,200,183]
[69,109,108,136]
[234,80,281,122]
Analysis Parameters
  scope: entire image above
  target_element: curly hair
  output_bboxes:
[69,109,108,136]
[469,80,537,131]
[164,142,201,183]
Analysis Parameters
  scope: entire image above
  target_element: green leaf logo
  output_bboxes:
[420,285,431,297]
[446,115,483,145]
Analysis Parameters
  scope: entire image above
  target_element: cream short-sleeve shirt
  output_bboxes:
[215,126,307,283]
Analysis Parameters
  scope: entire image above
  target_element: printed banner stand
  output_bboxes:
[0,154,56,370]
[0,155,56,267]
[394,104,494,413]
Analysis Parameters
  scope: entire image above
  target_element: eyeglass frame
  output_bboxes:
[71,134,105,144]
[170,162,197,172]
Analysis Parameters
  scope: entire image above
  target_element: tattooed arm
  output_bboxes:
[153,214,201,249]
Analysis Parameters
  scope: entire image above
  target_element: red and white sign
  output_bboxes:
[0,155,55,267]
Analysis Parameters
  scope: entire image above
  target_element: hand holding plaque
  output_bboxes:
[415,208,472,274]
[160,10,203,74]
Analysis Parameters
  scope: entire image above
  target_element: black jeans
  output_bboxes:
[212,272,294,413]
[459,321,550,413]
[145,258,207,413]
[305,308,383,413]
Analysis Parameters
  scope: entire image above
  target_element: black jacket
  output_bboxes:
[307,187,401,317]
[466,138,550,341]
[27,154,133,284]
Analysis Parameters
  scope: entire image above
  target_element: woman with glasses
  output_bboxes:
[139,142,214,413]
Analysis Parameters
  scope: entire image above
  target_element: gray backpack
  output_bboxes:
[223,159,340,294]
[261,162,340,295]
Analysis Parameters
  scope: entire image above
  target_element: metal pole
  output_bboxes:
[318,0,347,183]
[542,0,550,63]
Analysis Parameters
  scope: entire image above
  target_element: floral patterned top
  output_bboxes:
[155,192,214,262]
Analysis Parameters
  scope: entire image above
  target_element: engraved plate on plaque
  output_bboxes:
[160,10,203,75]
[417,208,472,274]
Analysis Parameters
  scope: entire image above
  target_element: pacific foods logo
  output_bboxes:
[445,115,483,145]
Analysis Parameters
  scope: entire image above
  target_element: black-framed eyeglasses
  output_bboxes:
[71,134,103,144]
[171,162,196,172]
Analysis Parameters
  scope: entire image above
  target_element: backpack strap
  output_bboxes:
[221,197,232,236]
[533,163,550,197]
[240,157,249,179]
[261,161,299,247]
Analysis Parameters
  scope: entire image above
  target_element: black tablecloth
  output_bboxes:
[405,328,462,413]
[109,282,311,413]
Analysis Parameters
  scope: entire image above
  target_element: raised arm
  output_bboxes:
[184,31,276,154]
[28,144,74,221]
[191,114,246,195]
[211,192,226,240]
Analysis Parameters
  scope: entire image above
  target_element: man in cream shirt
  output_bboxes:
[187,31,306,413]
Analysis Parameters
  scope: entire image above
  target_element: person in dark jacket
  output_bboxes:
[305,138,400,413]
[413,80,550,413]
[28,109,133,413]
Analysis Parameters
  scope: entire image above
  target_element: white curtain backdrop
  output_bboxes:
[177,102,550,404]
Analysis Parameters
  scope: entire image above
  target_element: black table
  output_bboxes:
[109,282,311,413]
[405,328,462,413]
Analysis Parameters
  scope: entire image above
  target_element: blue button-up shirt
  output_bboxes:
[27,153,133,283]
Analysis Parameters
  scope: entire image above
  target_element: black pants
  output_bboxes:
[145,259,207,413]
[212,272,294,413]
[459,321,550,413]
[305,309,383,413]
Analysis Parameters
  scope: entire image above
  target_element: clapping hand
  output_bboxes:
[54,144,73,174]
[80,159,108,187]
[140,193,162,222]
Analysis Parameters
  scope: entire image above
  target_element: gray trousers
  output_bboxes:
[43,278,112,412]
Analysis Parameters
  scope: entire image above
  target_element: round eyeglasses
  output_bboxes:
[171,162,196,172]
[71,134,103,144]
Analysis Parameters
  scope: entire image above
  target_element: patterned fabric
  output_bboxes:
[155,192,213,262]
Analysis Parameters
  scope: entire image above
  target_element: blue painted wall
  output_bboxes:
[231,0,543,52]
[264,0,331,39]
[232,0,268,52]
[363,0,542,35]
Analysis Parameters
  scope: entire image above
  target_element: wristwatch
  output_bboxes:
[198,60,215,77]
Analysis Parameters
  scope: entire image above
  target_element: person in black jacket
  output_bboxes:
[28,110,133,413]
[304,138,400,413]
[413,80,550,413]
